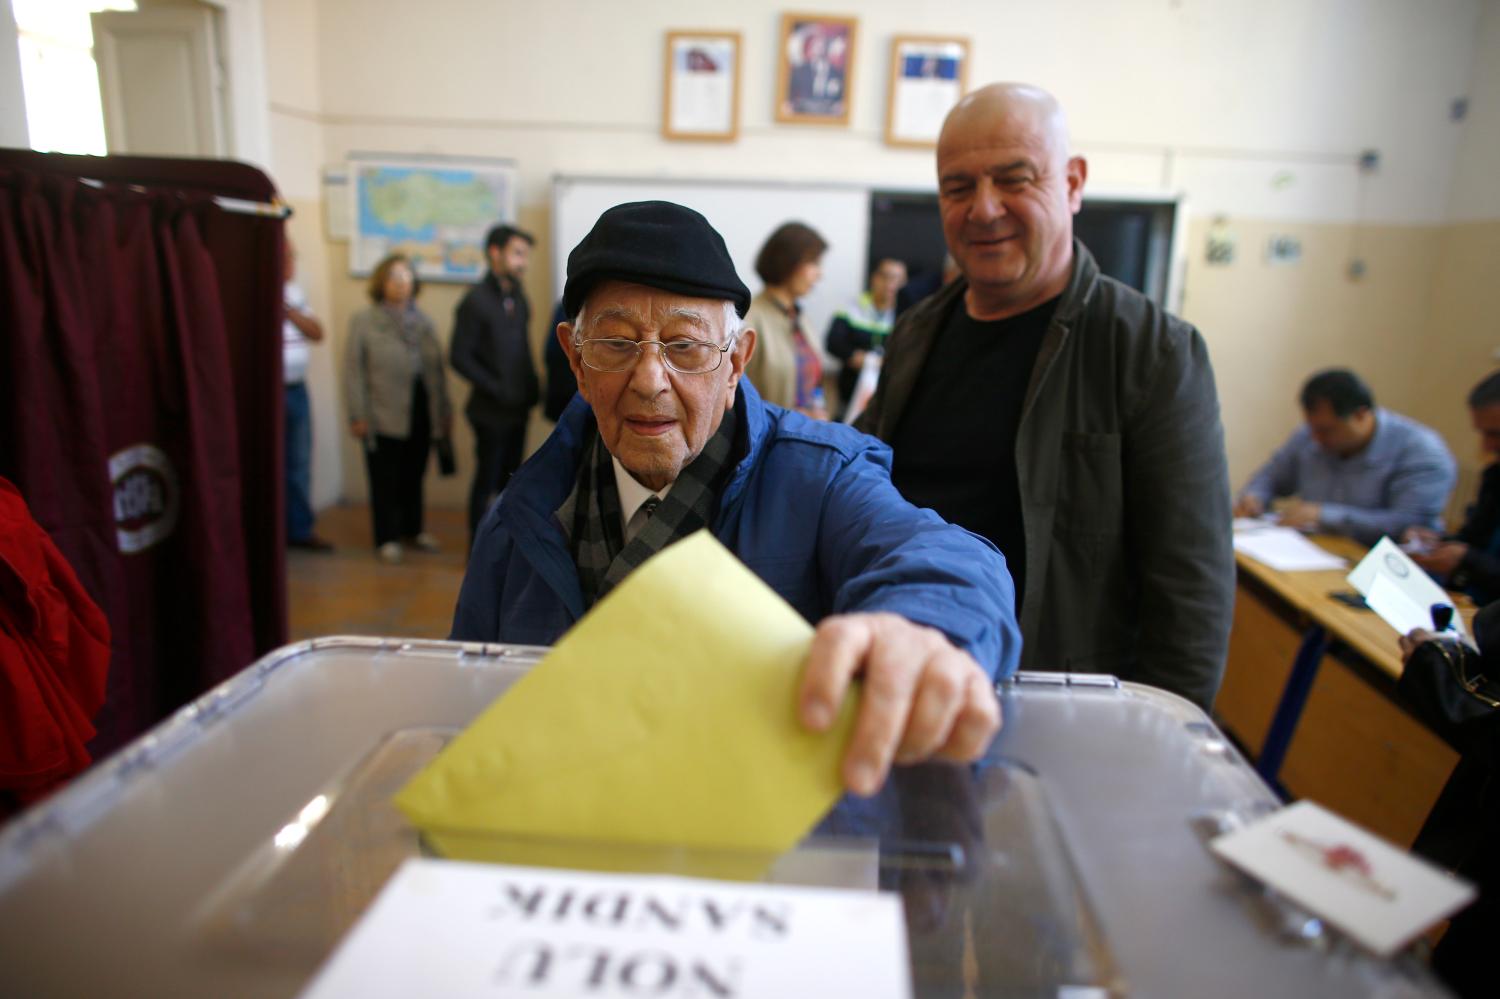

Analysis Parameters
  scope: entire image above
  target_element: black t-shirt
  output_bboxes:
[889,296,1058,606]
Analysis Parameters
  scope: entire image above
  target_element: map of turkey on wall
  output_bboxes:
[349,155,519,282]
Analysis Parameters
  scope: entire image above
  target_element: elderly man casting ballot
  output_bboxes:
[452,201,1020,797]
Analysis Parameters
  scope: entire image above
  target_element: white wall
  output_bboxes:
[0,0,27,147]
[293,0,1483,226]
[1447,0,1500,222]
[257,0,1498,503]
[261,0,342,508]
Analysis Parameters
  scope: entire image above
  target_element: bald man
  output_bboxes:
[858,83,1233,710]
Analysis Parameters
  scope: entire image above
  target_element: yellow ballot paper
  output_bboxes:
[394,530,858,868]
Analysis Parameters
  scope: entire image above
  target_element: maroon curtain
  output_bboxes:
[0,150,286,756]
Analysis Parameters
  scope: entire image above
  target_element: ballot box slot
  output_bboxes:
[1001,670,1123,693]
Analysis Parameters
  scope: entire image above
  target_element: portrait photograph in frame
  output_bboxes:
[663,31,742,142]
[775,13,858,125]
[884,35,970,148]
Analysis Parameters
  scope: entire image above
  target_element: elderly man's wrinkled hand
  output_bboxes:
[797,612,1001,797]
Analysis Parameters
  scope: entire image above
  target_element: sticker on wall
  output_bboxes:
[1205,218,1236,266]
[1266,234,1303,266]
[109,443,180,554]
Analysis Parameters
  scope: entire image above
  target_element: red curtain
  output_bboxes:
[0,151,286,757]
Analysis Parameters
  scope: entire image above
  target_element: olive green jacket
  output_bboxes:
[857,242,1233,710]
[343,304,452,443]
[743,291,801,410]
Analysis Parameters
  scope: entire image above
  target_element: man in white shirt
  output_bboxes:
[283,239,333,551]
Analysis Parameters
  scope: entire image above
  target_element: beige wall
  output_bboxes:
[1181,217,1444,489]
[257,0,1500,517]
[1415,221,1500,485]
[1414,0,1500,521]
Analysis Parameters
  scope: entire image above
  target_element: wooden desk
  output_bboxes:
[1216,535,1462,847]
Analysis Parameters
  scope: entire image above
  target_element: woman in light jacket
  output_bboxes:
[344,253,452,563]
[744,222,829,419]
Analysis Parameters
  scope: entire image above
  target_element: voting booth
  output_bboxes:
[0,639,1452,997]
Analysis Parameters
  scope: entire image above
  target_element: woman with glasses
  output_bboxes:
[344,254,453,564]
[744,222,830,420]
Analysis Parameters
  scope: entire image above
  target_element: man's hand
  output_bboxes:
[349,419,369,439]
[1399,627,1437,663]
[1402,526,1441,551]
[797,613,1001,797]
[1233,494,1264,518]
[1413,542,1467,577]
[1277,500,1321,531]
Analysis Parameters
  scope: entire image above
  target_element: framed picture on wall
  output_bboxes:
[884,35,969,148]
[662,31,741,142]
[775,13,858,125]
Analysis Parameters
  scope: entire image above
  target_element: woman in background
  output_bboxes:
[744,222,829,419]
[344,254,452,564]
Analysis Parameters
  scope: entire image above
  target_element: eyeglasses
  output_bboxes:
[575,337,735,374]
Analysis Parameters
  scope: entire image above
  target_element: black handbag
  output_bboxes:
[1397,637,1500,751]
[434,437,456,477]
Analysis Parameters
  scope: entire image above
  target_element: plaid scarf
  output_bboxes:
[560,407,739,608]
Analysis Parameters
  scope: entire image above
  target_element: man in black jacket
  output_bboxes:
[451,224,541,540]
[858,82,1233,711]
[1408,370,1500,604]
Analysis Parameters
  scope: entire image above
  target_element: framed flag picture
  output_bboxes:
[884,35,970,148]
[663,30,741,142]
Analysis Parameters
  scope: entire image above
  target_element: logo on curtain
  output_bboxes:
[109,444,181,554]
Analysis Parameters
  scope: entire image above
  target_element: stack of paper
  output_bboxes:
[1233,526,1348,572]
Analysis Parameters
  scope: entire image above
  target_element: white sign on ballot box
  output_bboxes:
[299,858,912,999]
[1210,801,1474,957]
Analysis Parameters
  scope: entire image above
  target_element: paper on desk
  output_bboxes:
[1210,800,1474,957]
[1232,515,1279,533]
[1233,526,1348,571]
[394,530,858,864]
[1347,537,1468,640]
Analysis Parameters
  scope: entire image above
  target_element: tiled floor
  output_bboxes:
[285,504,469,642]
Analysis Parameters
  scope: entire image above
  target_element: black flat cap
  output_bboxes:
[564,201,752,321]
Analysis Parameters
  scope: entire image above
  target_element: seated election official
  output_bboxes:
[1234,368,1456,544]
[452,201,1021,796]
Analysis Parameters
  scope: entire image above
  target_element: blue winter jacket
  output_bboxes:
[450,380,1021,678]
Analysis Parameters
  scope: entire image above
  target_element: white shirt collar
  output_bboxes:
[611,455,672,542]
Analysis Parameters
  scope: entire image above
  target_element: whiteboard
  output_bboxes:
[551,175,870,355]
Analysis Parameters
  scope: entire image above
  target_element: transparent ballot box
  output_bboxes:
[0,639,1451,997]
